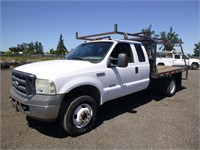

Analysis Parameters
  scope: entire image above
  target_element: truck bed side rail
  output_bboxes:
[152,66,188,79]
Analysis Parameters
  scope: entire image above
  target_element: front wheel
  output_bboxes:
[60,95,98,136]
[162,77,177,97]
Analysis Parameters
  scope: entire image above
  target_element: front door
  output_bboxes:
[105,43,141,101]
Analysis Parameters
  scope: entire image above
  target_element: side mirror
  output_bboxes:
[118,53,128,67]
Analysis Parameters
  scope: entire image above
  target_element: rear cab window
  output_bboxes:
[134,44,146,62]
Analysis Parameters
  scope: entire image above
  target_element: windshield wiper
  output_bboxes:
[70,57,86,61]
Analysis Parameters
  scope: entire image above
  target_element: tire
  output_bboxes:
[190,63,199,70]
[59,95,98,136]
[162,77,176,97]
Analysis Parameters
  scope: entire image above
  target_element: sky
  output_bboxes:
[1,0,199,54]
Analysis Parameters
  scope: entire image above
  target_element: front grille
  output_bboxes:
[12,70,36,98]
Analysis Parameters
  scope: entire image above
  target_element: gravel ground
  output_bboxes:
[0,69,199,149]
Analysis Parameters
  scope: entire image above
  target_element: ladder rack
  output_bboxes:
[75,24,188,79]
[76,24,182,45]
[76,24,152,41]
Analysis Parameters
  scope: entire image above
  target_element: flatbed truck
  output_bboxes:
[10,24,188,136]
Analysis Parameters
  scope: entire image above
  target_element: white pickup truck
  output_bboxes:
[156,53,200,69]
[10,25,188,136]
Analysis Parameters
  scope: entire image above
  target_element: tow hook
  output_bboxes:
[15,103,20,112]
[11,99,20,112]
[13,101,20,112]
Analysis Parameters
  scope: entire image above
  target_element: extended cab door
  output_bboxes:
[131,43,150,88]
[105,42,150,101]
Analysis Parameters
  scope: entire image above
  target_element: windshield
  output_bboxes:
[65,42,113,63]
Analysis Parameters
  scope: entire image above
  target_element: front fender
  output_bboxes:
[58,76,106,104]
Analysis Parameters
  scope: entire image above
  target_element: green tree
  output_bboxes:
[193,42,200,56]
[13,43,27,53]
[4,51,12,55]
[26,42,35,54]
[49,48,55,54]
[9,47,20,54]
[38,42,43,54]
[142,25,155,37]
[56,34,68,55]
[19,43,29,54]
[34,41,43,54]
[8,41,44,54]
[160,27,179,51]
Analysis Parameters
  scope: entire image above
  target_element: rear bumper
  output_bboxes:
[10,88,64,121]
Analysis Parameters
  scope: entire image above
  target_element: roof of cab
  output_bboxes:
[84,39,143,45]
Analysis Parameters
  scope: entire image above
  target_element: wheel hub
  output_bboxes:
[73,104,92,128]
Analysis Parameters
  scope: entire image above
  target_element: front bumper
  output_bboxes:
[10,88,64,121]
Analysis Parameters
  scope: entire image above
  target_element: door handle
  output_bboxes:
[135,67,139,74]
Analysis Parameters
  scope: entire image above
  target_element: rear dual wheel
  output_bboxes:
[60,95,98,136]
[162,77,177,97]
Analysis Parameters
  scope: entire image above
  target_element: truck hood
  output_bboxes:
[15,60,95,79]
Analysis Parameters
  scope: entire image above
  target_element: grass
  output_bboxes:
[0,55,63,63]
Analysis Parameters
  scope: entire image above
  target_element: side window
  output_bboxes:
[110,43,133,64]
[175,55,180,59]
[134,44,145,62]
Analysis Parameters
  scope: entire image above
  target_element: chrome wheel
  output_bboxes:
[167,80,176,95]
[162,77,177,97]
[60,95,98,136]
[73,104,93,128]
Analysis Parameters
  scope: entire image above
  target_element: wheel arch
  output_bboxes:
[157,62,165,66]
[62,85,101,106]
[58,76,105,105]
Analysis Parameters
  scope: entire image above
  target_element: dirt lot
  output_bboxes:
[0,69,199,149]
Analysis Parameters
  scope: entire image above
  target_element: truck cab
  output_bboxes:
[65,40,150,101]
[10,39,150,135]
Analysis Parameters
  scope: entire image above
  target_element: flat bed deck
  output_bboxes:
[152,65,188,78]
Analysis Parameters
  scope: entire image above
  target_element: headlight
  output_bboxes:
[35,79,56,95]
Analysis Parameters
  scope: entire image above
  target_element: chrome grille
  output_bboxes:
[12,70,36,98]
